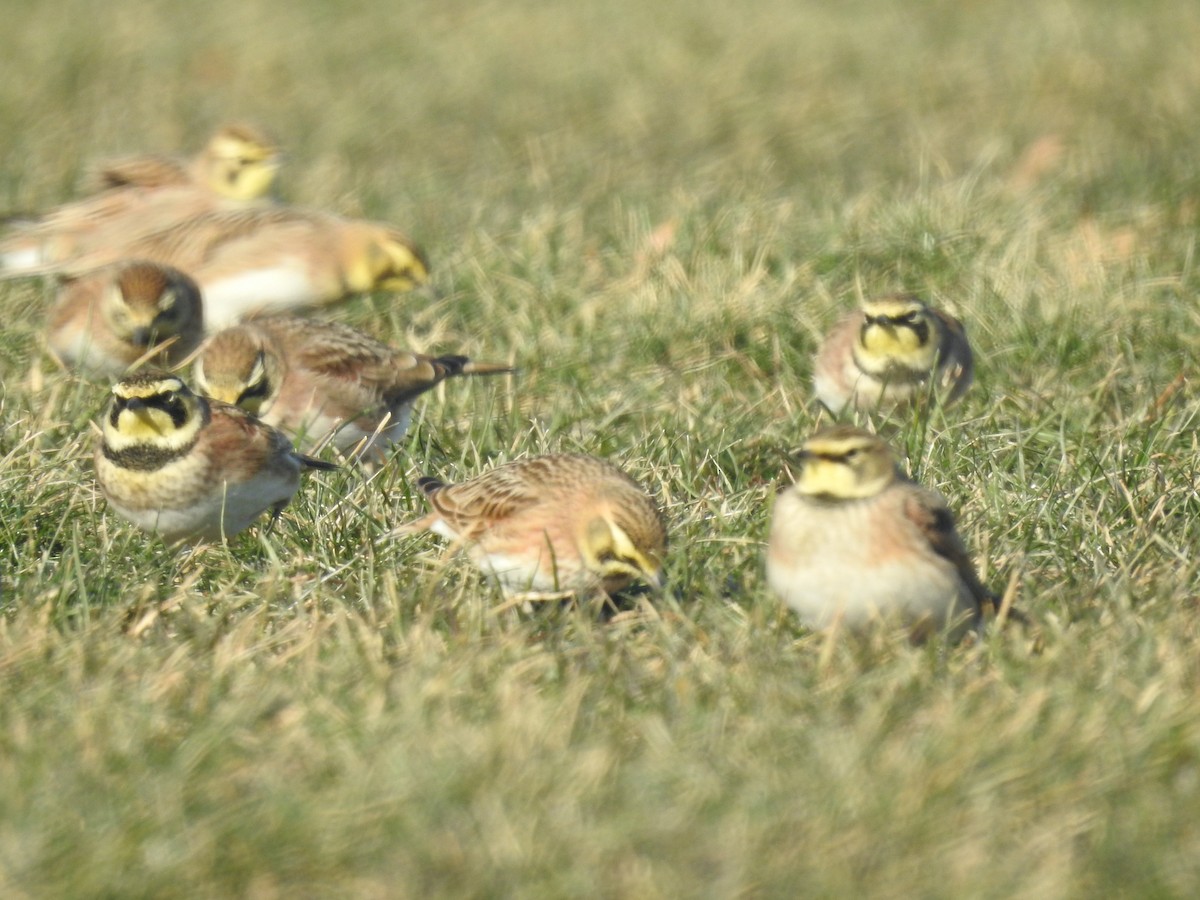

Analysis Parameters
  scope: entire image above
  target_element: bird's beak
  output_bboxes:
[120,396,162,431]
[644,565,667,591]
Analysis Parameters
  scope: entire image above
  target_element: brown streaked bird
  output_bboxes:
[767,426,992,641]
[193,316,513,461]
[94,371,336,544]
[400,454,667,600]
[82,122,281,200]
[47,260,204,376]
[812,293,974,414]
[26,207,429,329]
[0,125,280,274]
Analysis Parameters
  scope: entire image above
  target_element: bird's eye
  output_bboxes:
[237,377,272,405]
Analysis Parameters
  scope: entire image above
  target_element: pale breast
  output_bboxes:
[201,468,300,538]
[767,490,975,633]
[49,316,132,375]
[96,429,301,542]
[473,520,594,596]
[267,375,411,458]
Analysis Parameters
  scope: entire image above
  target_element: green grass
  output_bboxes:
[3,0,1200,895]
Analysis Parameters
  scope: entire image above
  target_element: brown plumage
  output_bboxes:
[1,124,280,274]
[194,317,512,461]
[768,426,992,640]
[95,371,335,543]
[812,294,974,413]
[82,123,280,197]
[47,260,204,375]
[30,206,429,329]
[402,454,668,599]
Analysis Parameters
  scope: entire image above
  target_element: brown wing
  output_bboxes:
[258,318,423,408]
[263,318,512,407]
[930,309,975,396]
[903,488,994,607]
[270,318,397,375]
[17,190,145,238]
[204,400,300,481]
[58,207,329,274]
[84,156,191,192]
[133,207,321,267]
[418,462,547,531]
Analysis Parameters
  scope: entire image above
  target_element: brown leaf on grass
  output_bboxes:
[1059,218,1139,284]
[1143,372,1187,424]
[1009,134,1065,190]
[645,218,679,256]
[632,217,680,275]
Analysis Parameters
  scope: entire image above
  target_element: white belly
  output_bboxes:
[768,555,972,633]
[329,407,411,458]
[52,329,129,376]
[766,498,977,637]
[199,265,320,329]
[106,471,299,543]
[427,519,588,595]
[1,245,45,272]
[274,404,411,460]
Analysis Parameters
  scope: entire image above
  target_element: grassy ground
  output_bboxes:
[2,0,1200,895]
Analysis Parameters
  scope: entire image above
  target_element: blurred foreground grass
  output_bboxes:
[2,0,1200,895]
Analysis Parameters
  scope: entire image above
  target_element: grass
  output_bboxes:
[3,0,1200,895]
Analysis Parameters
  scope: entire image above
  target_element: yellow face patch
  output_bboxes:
[856,308,938,374]
[583,519,665,587]
[378,239,429,290]
[104,377,203,454]
[227,160,280,201]
[376,271,423,292]
[194,375,245,407]
[794,436,895,501]
[116,406,175,439]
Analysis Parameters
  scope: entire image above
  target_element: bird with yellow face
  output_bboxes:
[47,261,204,376]
[83,123,281,200]
[399,454,667,602]
[1,124,281,273]
[35,207,428,329]
[812,293,974,413]
[768,426,992,641]
[94,372,335,544]
[194,316,512,462]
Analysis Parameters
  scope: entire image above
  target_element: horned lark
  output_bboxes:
[95,372,336,543]
[82,123,281,201]
[402,454,667,599]
[32,207,429,328]
[47,260,204,375]
[1,126,279,274]
[812,294,974,413]
[194,316,513,460]
[767,426,991,640]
